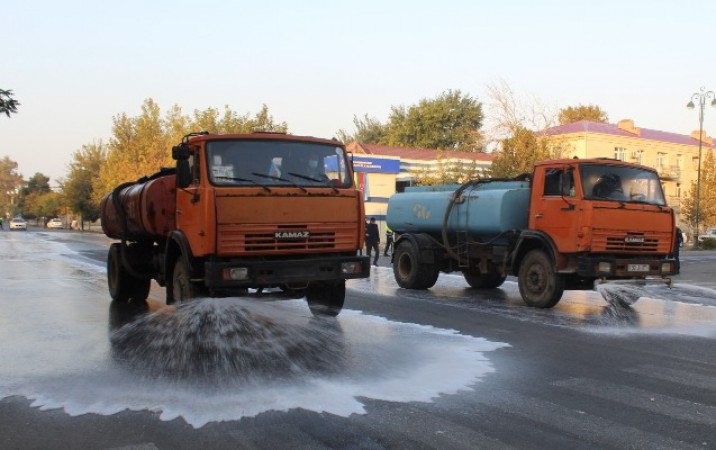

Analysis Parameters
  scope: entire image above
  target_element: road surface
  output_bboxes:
[0,229,714,449]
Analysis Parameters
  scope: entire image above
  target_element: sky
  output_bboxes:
[3,0,716,184]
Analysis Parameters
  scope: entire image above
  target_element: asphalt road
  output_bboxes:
[0,230,714,449]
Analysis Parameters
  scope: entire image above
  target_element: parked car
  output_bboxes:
[698,229,716,243]
[47,218,64,229]
[9,217,27,231]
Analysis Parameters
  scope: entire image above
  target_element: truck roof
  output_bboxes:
[186,132,344,147]
[535,158,658,172]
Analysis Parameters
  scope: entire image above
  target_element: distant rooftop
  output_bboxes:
[347,142,494,163]
[545,119,716,149]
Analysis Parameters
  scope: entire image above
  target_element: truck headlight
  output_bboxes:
[661,262,673,274]
[597,262,612,273]
[341,262,362,274]
[224,267,249,280]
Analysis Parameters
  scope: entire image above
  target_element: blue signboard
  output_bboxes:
[351,156,400,174]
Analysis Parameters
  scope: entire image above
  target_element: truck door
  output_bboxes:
[175,151,210,256]
[530,165,580,253]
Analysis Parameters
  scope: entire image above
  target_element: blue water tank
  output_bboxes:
[387,181,531,242]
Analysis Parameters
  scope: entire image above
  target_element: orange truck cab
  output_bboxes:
[386,158,677,308]
[101,132,370,316]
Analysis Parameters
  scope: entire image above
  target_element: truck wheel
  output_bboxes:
[518,249,564,308]
[393,241,439,290]
[463,270,506,289]
[107,243,150,303]
[306,281,345,317]
[170,258,199,304]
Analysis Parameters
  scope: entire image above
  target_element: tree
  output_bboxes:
[383,90,484,151]
[411,157,483,186]
[558,104,609,125]
[681,149,716,238]
[488,126,552,178]
[337,114,387,144]
[23,191,60,220]
[0,156,25,217]
[64,142,107,229]
[0,89,20,117]
[93,99,288,203]
[18,172,51,218]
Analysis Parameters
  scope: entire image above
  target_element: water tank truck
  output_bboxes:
[101,132,370,316]
[387,158,677,308]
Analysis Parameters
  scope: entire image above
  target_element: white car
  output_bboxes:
[698,229,716,243]
[9,217,27,231]
[47,218,64,229]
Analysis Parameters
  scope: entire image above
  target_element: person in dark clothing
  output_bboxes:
[365,217,380,266]
[674,226,683,274]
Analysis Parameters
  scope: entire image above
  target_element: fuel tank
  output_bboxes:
[387,181,531,241]
[101,172,176,240]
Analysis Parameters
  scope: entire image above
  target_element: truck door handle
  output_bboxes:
[534,213,543,219]
[177,208,182,215]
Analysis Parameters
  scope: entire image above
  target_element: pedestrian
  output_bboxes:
[365,217,380,266]
[384,226,394,256]
[674,226,683,274]
[0,216,3,230]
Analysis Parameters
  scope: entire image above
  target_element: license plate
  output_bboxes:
[627,264,649,272]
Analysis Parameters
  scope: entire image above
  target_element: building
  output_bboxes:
[544,119,716,224]
[346,142,494,224]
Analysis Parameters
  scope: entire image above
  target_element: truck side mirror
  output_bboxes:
[172,145,190,161]
[176,159,192,188]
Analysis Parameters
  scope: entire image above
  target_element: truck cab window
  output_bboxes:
[543,168,573,197]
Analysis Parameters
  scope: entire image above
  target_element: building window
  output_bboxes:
[614,147,627,161]
[657,152,666,168]
[676,154,683,168]
[632,150,643,164]
[676,183,681,198]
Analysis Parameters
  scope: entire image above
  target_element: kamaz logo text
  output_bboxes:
[274,231,310,240]
[624,236,645,243]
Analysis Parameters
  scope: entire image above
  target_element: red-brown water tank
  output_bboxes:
[101,173,176,240]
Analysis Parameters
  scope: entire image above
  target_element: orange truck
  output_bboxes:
[101,132,369,316]
[386,158,677,307]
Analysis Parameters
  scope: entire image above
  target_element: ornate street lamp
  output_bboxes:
[687,87,716,249]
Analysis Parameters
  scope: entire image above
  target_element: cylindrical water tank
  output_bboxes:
[387,181,531,241]
[101,173,177,240]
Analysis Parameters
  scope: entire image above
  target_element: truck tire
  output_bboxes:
[517,249,564,308]
[306,281,345,316]
[169,257,200,304]
[107,243,151,303]
[463,270,506,289]
[393,240,440,290]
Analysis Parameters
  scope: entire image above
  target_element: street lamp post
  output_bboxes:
[687,87,716,249]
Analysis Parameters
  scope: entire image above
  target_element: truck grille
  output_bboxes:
[591,231,670,253]
[218,223,357,254]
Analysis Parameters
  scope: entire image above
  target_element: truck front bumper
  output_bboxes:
[575,255,678,279]
[204,255,371,288]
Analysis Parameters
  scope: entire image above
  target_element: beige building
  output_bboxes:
[545,119,716,225]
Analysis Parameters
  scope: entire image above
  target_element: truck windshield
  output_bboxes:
[206,140,353,188]
[580,164,666,206]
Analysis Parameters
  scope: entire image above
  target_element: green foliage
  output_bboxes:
[23,191,60,219]
[558,104,608,125]
[411,158,484,186]
[337,114,387,144]
[488,127,552,178]
[0,156,24,217]
[63,142,107,222]
[18,172,51,218]
[681,149,716,236]
[0,89,20,117]
[93,99,288,202]
[383,90,483,151]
